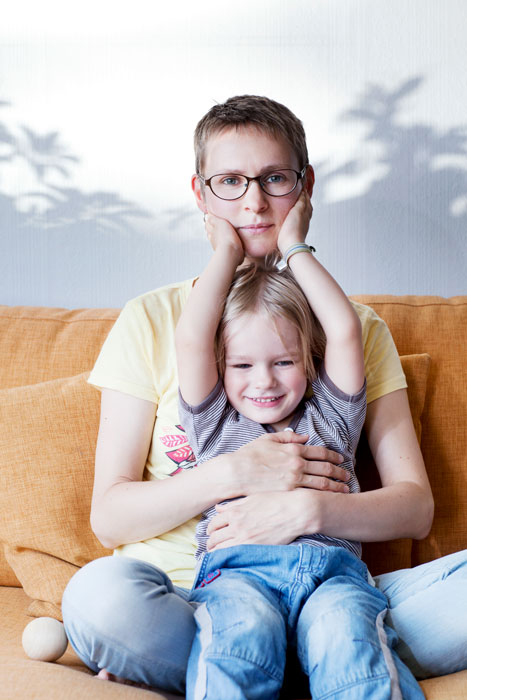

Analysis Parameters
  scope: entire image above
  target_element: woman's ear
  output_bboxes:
[191,174,207,213]
[304,165,315,198]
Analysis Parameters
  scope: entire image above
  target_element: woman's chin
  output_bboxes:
[243,243,278,263]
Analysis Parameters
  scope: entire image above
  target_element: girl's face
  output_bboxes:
[192,125,313,262]
[223,311,308,430]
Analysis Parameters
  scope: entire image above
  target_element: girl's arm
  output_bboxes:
[277,191,364,395]
[175,215,243,406]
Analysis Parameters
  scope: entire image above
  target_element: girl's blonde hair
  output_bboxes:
[215,258,326,382]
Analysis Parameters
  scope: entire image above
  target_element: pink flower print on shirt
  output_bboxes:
[160,426,197,474]
[160,433,188,449]
[167,445,196,472]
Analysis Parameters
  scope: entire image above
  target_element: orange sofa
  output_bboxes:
[0,296,466,699]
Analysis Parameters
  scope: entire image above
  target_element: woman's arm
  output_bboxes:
[90,388,350,549]
[205,388,434,549]
[306,388,434,541]
[90,388,232,548]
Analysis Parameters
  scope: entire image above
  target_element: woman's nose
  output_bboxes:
[243,180,269,212]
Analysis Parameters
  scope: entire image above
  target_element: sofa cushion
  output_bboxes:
[0,550,21,587]
[0,586,465,699]
[0,354,430,618]
[0,373,110,619]
[0,586,186,699]
[0,306,119,587]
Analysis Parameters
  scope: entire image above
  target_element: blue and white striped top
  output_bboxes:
[178,366,367,561]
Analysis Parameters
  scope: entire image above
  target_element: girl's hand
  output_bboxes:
[277,189,313,256]
[204,212,244,263]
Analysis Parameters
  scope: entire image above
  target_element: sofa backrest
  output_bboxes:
[0,306,120,389]
[0,296,466,587]
[355,295,467,568]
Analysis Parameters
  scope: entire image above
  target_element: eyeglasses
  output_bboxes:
[197,166,307,201]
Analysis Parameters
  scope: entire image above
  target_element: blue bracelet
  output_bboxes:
[283,243,316,266]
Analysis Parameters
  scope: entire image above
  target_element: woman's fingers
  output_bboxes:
[261,432,344,466]
[280,441,349,486]
[231,432,349,494]
[300,473,350,492]
[206,491,316,550]
[297,441,344,465]
[206,508,229,536]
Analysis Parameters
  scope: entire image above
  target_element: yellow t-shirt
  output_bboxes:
[88,279,406,588]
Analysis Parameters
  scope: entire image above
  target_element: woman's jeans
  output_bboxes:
[62,548,467,695]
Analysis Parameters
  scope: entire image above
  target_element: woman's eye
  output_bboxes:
[219,175,242,187]
[264,172,286,184]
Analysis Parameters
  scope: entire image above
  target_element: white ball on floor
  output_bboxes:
[22,617,68,662]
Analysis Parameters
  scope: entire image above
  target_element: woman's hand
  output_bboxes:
[204,212,244,264]
[215,431,350,497]
[277,189,313,255]
[206,490,315,551]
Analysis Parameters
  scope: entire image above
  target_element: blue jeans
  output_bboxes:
[62,549,467,694]
[187,544,423,699]
[62,556,195,693]
[375,549,467,679]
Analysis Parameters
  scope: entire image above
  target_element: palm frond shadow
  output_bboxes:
[0,99,152,233]
[1,76,466,304]
[310,76,466,294]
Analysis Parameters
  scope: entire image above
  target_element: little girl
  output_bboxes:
[174,191,424,699]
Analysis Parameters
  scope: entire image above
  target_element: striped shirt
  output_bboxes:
[178,366,367,560]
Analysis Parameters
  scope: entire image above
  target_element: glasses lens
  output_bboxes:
[261,170,298,196]
[210,174,248,200]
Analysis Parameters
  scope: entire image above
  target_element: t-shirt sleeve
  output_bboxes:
[354,302,407,404]
[88,298,159,404]
[312,368,367,455]
[178,378,228,464]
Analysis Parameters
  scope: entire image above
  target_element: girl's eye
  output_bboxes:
[233,363,251,369]
[276,360,294,367]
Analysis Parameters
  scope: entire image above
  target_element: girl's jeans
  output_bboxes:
[186,544,423,699]
[62,547,467,696]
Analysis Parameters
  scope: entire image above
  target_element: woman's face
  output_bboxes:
[192,125,313,262]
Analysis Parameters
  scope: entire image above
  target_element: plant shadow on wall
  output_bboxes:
[0,77,466,306]
[310,77,466,295]
[0,97,154,306]
[0,100,150,232]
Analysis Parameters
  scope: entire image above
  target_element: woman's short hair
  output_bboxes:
[194,95,309,175]
[215,258,326,382]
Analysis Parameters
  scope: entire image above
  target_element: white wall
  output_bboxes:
[0,0,466,308]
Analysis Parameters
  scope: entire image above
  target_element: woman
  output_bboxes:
[62,95,466,695]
